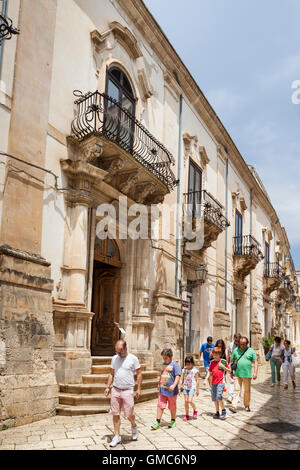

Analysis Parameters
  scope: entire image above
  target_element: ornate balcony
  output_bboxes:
[233,235,263,280]
[67,90,178,204]
[263,262,285,296]
[183,190,230,252]
[278,277,295,303]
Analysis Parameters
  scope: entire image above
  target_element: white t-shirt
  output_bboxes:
[271,344,284,358]
[183,367,198,390]
[111,353,140,390]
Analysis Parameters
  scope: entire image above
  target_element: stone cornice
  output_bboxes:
[116,0,289,249]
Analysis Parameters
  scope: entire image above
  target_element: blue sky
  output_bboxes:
[144,0,300,268]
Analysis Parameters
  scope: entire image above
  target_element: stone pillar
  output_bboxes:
[0,246,58,427]
[0,0,58,427]
[213,278,231,343]
[131,239,154,369]
[53,160,107,384]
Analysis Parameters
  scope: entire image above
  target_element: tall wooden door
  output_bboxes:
[91,268,121,356]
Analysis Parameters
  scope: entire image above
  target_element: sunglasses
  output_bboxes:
[115,349,127,355]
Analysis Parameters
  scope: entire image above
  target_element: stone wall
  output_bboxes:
[0,246,58,428]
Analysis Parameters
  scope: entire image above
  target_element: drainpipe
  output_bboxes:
[175,93,183,365]
[175,93,183,297]
[250,188,253,345]
[225,158,229,314]
[0,0,8,79]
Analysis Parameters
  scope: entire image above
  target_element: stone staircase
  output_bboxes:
[56,356,159,416]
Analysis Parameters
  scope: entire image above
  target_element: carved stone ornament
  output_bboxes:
[199,146,210,168]
[137,67,153,100]
[182,133,198,167]
[104,157,125,183]
[84,142,103,164]
[134,182,156,203]
[108,21,143,61]
[91,21,142,74]
[119,170,141,194]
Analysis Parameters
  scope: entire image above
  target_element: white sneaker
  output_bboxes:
[132,426,138,441]
[109,435,122,447]
[271,383,275,387]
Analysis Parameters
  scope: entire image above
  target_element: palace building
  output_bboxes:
[0,0,298,426]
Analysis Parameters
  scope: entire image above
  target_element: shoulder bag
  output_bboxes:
[231,348,247,373]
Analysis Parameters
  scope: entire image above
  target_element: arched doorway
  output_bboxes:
[91,237,122,356]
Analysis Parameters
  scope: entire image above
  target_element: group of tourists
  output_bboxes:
[267,336,296,389]
[105,335,297,447]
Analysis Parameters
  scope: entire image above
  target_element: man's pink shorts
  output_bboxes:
[157,392,177,410]
[109,387,135,418]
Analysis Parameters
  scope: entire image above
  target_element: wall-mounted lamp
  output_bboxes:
[195,264,208,285]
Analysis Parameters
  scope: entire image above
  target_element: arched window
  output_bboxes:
[104,67,136,151]
[106,66,135,115]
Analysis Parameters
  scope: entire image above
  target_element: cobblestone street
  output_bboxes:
[1,365,300,450]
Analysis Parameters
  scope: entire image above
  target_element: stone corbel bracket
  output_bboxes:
[60,159,108,205]
[199,146,210,168]
[182,133,198,167]
[137,67,153,100]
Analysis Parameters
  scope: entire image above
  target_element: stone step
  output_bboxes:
[56,405,109,416]
[91,356,113,366]
[59,378,158,394]
[91,363,147,374]
[58,393,110,406]
[82,370,158,383]
[58,388,158,408]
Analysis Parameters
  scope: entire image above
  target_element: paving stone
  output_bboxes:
[55,446,89,450]
[43,432,67,440]
[87,444,108,450]
[15,441,54,450]
[27,435,42,443]
[52,437,95,448]
[66,430,96,439]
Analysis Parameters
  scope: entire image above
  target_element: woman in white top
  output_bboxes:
[269,336,284,386]
[282,339,296,389]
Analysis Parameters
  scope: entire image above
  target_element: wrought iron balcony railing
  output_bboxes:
[0,1,19,44]
[264,262,285,280]
[70,90,178,192]
[233,235,263,262]
[183,190,230,231]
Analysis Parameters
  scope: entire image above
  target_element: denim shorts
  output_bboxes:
[211,383,225,402]
[183,388,196,396]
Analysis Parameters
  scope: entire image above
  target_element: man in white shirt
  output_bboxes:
[104,340,142,447]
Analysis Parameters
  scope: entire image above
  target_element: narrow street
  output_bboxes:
[1,364,300,450]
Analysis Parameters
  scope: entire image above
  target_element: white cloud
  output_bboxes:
[259,54,300,90]
[206,88,247,120]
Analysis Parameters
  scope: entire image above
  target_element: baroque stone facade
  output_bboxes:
[0,0,298,426]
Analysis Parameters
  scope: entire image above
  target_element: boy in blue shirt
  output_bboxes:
[151,348,181,430]
[199,336,215,373]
